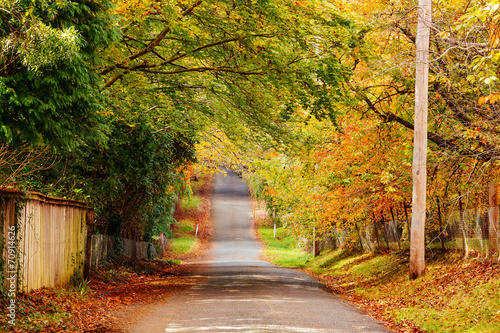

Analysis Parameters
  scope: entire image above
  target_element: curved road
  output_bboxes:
[127,170,390,333]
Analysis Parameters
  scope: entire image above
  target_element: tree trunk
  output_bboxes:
[489,183,499,257]
[403,202,411,241]
[354,223,364,251]
[313,226,320,258]
[410,0,432,280]
[381,212,390,249]
[373,213,381,249]
[437,197,445,250]
[459,193,469,258]
[390,207,401,250]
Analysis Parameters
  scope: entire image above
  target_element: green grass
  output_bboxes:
[180,196,201,210]
[428,238,491,252]
[169,237,197,254]
[258,227,312,267]
[169,219,198,256]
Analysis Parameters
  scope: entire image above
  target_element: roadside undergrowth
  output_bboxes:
[168,173,213,260]
[309,249,500,333]
[254,202,500,333]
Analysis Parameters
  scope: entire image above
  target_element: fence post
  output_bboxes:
[489,183,499,257]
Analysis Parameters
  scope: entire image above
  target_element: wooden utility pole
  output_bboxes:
[489,183,499,256]
[410,0,432,280]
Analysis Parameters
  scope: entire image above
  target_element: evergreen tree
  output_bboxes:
[0,0,120,149]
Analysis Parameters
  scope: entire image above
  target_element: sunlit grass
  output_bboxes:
[258,227,311,267]
[313,250,500,332]
[169,237,198,254]
[170,219,198,255]
[388,273,500,333]
[180,196,201,210]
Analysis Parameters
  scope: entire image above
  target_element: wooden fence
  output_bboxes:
[89,234,163,270]
[1,188,170,292]
[1,188,92,292]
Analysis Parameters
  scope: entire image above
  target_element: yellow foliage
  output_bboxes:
[111,0,158,18]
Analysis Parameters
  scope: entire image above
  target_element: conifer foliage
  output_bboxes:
[0,0,119,149]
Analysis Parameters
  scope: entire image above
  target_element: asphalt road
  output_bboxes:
[127,170,390,333]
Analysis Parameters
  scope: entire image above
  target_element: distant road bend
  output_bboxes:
[127,170,390,333]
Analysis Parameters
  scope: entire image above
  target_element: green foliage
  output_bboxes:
[103,0,363,152]
[0,0,120,149]
[25,116,197,240]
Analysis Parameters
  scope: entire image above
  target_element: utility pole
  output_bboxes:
[410,0,432,280]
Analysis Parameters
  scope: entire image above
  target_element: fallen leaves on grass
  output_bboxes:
[310,254,500,333]
[167,174,214,260]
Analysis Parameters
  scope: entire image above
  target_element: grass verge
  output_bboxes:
[180,196,201,211]
[258,227,311,267]
[169,219,199,256]
[258,226,500,333]
[168,173,213,259]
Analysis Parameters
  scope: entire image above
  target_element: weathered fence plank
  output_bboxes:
[1,188,91,292]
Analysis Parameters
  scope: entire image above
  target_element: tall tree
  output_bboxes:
[0,0,119,149]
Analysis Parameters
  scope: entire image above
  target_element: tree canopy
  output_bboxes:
[0,0,119,149]
[3,0,500,262]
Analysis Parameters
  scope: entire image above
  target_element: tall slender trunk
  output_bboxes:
[459,193,469,258]
[437,197,445,250]
[390,207,401,250]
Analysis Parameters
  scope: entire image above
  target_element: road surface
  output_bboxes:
[125,170,390,333]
